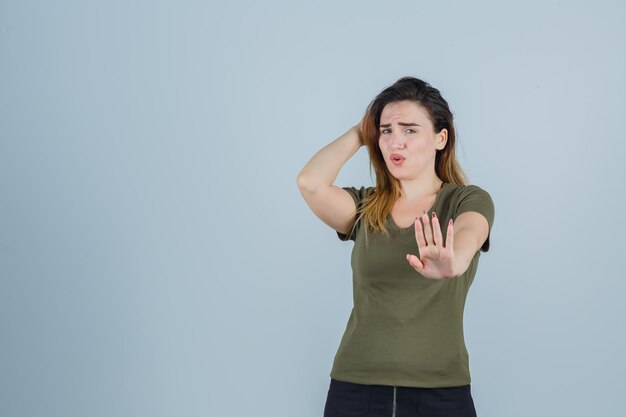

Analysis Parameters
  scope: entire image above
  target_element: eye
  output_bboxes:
[380,128,391,134]
[405,128,416,133]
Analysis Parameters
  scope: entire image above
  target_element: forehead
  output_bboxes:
[380,100,432,125]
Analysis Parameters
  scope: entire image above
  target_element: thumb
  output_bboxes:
[406,254,423,272]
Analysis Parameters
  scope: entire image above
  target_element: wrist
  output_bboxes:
[451,256,470,278]
[351,125,365,147]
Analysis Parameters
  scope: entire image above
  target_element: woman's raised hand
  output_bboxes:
[406,211,459,280]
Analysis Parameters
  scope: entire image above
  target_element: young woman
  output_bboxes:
[297,77,495,417]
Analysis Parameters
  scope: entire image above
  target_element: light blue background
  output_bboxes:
[1,1,625,416]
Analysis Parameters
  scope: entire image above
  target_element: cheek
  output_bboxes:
[410,138,431,151]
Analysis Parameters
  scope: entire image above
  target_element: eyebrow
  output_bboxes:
[379,122,421,128]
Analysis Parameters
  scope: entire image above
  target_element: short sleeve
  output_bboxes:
[454,185,495,252]
[336,186,373,242]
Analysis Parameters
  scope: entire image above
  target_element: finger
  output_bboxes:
[431,212,443,246]
[414,216,427,249]
[421,211,433,246]
[445,218,454,249]
[406,253,424,272]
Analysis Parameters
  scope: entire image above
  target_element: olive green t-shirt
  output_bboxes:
[330,182,495,388]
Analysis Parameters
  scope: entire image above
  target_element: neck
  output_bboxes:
[398,175,444,201]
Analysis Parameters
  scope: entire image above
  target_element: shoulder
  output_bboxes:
[447,182,490,195]
[448,183,495,225]
[445,183,492,203]
[341,186,376,207]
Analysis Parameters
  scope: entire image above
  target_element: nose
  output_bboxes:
[390,133,406,150]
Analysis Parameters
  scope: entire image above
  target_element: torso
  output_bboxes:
[330,181,490,387]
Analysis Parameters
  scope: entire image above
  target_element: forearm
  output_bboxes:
[296,125,362,192]
[452,228,481,277]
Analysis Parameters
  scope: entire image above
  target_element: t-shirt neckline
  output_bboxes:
[388,182,449,231]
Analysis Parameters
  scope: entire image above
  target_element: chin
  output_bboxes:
[387,171,408,181]
[386,166,408,179]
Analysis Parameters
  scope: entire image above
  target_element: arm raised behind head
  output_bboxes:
[296,125,364,236]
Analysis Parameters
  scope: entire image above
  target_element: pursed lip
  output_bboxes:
[390,153,406,161]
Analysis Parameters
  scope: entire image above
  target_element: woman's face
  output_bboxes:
[378,100,447,181]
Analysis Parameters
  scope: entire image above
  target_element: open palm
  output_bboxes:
[406,211,458,280]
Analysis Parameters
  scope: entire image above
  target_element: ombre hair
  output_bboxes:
[354,76,468,239]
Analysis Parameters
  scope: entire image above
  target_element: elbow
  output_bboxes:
[296,173,308,191]
[297,169,333,194]
[296,173,317,194]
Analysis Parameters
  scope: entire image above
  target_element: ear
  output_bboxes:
[436,128,448,150]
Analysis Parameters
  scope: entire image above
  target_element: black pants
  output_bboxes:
[323,378,477,417]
